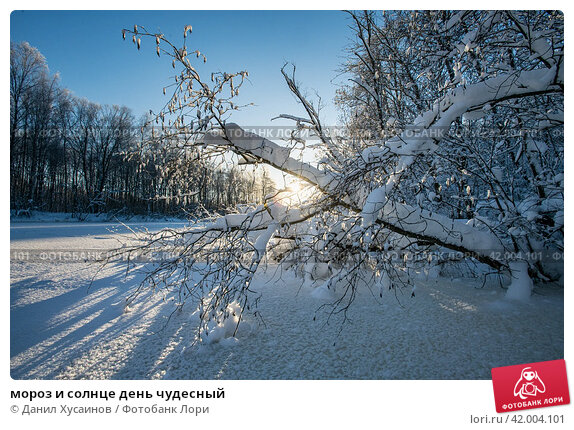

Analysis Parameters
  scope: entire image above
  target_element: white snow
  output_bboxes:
[361,64,562,230]
[505,261,533,302]
[253,222,278,257]
[199,301,244,345]
[310,280,337,301]
[444,11,466,32]
[203,123,336,190]
[526,138,548,153]
[10,222,563,379]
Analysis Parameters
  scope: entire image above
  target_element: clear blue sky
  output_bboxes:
[10,10,353,127]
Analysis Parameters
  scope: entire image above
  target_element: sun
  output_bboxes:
[278,179,315,207]
[287,180,303,195]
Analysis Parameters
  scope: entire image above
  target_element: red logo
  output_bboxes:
[492,360,570,413]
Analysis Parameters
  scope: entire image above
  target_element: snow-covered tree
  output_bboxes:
[116,11,563,341]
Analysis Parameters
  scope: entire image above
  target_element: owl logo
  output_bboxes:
[514,367,546,400]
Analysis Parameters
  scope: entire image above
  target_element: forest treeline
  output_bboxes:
[10,41,273,217]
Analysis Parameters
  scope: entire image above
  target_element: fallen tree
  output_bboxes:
[114,11,563,341]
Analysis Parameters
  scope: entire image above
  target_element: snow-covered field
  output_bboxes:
[10,222,563,380]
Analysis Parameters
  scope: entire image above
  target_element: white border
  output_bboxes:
[4,2,572,428]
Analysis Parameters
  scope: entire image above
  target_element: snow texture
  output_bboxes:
[10,222,563,379]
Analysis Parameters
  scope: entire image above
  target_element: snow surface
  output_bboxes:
[11,222,563,380]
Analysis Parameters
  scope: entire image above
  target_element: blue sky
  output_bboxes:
[10,10,353,127]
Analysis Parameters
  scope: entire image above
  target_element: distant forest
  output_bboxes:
[10,41,274,217]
